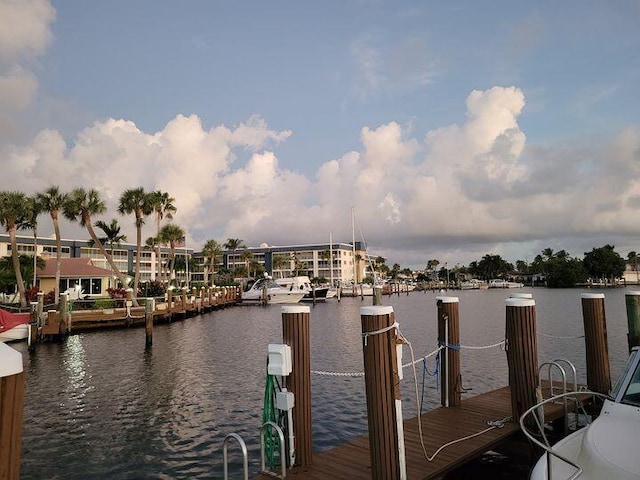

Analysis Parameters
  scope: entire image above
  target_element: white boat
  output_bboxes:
[241,277,305,304]
[460,279,484,290]
[0,310,30,342]
[525,346,640,480]
[275,276,330,302]
[488,279,524,288]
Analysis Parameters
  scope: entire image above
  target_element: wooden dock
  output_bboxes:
[38,286,241,337]
[256,385,572,480]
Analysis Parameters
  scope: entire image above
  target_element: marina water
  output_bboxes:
[14,287,634,478]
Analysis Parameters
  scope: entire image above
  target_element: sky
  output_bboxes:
[1,0,640,270]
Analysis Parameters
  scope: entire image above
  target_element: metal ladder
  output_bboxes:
[538,358,578,435]
[222,422,287,480]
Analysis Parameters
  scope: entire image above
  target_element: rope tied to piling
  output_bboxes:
[361,321,399,346]
[539,332,585,340]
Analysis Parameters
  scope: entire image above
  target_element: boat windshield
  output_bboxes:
[611,348,640,405]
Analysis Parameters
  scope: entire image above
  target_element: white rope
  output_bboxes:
[396,325,513,462]
[402,346,444,368]
[539,332,585,339]
[362,321,399,346]
[459,340,506,350]
[311,370,364,377]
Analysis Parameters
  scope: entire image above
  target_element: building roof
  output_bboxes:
[37,258,114,279]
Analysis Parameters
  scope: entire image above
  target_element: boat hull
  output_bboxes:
[0,324,29,342]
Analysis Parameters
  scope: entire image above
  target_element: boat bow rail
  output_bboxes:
[520,390,608,480]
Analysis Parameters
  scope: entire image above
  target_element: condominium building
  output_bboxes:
[1,234,368,289]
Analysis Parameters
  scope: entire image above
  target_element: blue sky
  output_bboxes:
[1,0,640,269]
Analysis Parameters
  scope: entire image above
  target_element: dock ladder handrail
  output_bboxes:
[223,432,249,480]
[539,359,577,435]
[520,390,606,480]
[260,421,287,479]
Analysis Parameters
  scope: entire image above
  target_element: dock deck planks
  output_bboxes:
[255,385,571,480]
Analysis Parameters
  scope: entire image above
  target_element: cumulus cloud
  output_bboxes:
[0,0,55,136]
[2,85,639,268]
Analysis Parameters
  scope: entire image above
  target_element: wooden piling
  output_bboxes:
[373,285,383,306]
[360,306,406,480]
[581,293,611,393]
[504,298,538,426]
[59,292,70,334]
[437,296,461,407]
[28,302,38,351]
[0,343,24,480]
[625,291,640,351]
[281,305,313,467]
[145,298,154,348]
[181,288,187,311]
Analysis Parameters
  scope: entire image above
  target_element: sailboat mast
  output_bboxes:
[351,206,357,283]
[329,232,334,285]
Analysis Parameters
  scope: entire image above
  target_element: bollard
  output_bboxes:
[281,305,313,467]
[581,293,611,393]
[181,288,187,311]
[145,298,155,348]
[437,296,461,407]
[625,291,640,351]
[0,343,24,479]
[505,298,538,427]
[360,306,406,480]
[373,285,383,306]
[59,293,70,334]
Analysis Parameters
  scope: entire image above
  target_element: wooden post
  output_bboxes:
[125,288,134,326]
[373,285,383,305]
[437,296,461,407]
[360,306,406,480]
[181,287,187,311]
[281,305,313,467]
[0,343,24,480]
[36,292,44,326]
[625,291,640,351]
[581,293,611,393]
[28,302,38,351]
[59,292,70,334]
[167,288,173,313]
[145,298,154,348]
[505,298,538,426]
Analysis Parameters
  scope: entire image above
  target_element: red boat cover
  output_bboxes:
[0,310,30,332]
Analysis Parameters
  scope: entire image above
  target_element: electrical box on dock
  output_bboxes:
[267,344,292,376]
[276,389,295,411]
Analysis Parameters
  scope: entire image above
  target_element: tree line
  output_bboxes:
[419,245,630,288]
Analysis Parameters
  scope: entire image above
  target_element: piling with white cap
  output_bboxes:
[581,293,611,393]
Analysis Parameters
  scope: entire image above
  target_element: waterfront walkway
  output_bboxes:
[256,385,569,480]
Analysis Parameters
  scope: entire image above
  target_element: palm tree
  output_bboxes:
[271,253,289,278]
[118,188,152,298]
[91,219,127,288]
[202,239,223,286]
[224,238,245,273]
[241,249,254,277]
[158,223,185,286]
[37,186,68,303]
[63,188,129,289]
[147,191,176,281]
[20,195,44,288]
[0,191,30,307]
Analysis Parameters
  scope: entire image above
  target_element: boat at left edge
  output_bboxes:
[0,309,30,342]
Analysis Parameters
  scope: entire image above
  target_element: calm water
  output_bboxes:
[12,287,634,478]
